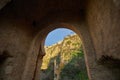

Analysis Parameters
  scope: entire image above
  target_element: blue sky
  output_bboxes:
[45,28,75,46]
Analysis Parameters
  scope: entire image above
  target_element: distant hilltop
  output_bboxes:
[44,33,80,49]
[42,34,82,69]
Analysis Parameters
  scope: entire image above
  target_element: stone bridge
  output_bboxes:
[0,0,120,80]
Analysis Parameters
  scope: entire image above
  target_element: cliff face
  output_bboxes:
[42,34,81,69]
[40,34,88,80]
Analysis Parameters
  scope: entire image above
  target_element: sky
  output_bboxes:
[45,28,75,46]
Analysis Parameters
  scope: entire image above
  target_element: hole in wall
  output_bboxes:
[98,55,120,80]
[40,28,88,80]
[0,50,12,63]
[0,50,12,80]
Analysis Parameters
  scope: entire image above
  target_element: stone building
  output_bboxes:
[0,0,120,80]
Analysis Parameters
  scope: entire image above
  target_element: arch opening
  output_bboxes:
[40,28,88,80]
[31,22,96,80]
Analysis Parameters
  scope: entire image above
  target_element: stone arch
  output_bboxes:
[22,18,96,80]
[0,0,120,80]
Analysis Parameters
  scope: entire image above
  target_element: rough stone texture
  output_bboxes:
[0,0,11,10]
[87,0,120,59]
[0,18,33,80]
[0,0,120,80]
[86,0,120,80]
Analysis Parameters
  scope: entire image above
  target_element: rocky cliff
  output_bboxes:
[40,34,88,80]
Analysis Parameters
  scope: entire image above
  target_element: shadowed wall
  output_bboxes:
[0,0,120,80]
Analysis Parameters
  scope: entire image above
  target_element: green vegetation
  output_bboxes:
[61,48,88,80]
[40,34,88,80]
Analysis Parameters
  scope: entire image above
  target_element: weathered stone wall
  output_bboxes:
[0,16,33,80]
[0,0,120,80]
[87,0,120,59]
[0,0,11,10]
[86,0,120,80]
